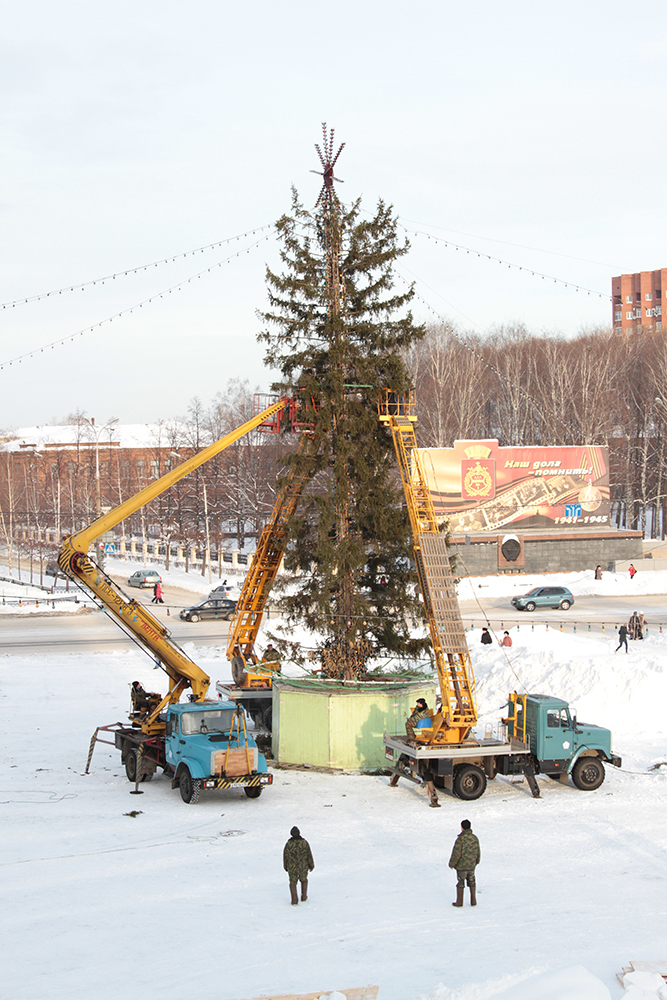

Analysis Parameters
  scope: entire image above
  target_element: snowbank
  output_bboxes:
[457,567,667,600]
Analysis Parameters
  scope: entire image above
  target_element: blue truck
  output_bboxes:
[384,693,622,800]
[114,698,272,804]
[67,400,290,803]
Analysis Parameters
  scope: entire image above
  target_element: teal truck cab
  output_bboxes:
[113,698,273,804]
[505,693,622,790]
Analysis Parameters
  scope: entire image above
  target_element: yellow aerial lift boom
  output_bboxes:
[59,397,289,737]
[379,390,477,744]
[226,428,318,688]
[380,390,621,802]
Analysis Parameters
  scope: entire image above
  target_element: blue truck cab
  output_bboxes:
[164,699,272,803]
[508,693,621,789]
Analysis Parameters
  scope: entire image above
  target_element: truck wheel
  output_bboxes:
[572,756,605,790]
[262,706,273,732]
[560,600,571,610]
[231,656,247,687]
[179,768,201,803]
[125,748,151,783]
[453,764,487,800]
[244,786,262,798]
[525,601,536,612]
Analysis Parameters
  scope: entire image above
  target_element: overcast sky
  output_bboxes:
[1,1,666,429]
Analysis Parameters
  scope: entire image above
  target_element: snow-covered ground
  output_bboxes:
[2,600,667,1000]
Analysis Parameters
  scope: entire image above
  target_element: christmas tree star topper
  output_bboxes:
[311,122,345,207]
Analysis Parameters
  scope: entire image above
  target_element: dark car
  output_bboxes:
[511,586,574,612]
[179,597,237,622]
[127,569,162,589]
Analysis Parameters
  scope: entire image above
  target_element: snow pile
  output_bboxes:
[621,971,667,998]
[457,567,667,600]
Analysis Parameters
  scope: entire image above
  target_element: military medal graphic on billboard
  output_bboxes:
[419,441,609,532]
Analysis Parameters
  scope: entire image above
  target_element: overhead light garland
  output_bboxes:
[0,233,273,371]
[0,224,273,310]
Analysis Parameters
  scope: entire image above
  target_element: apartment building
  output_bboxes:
[612,268,666,334]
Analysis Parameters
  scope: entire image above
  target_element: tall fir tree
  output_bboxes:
[258,129,427,677]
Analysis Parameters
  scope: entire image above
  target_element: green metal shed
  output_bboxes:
[272,677,437,770]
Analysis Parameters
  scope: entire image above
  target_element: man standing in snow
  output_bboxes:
[283,826,314,905]
[480,627,492,645]
[449,819,481,907]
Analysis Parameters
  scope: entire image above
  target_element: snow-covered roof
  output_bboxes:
[0,423,189,452]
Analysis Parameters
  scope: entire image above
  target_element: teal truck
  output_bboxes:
[384,693,622,800]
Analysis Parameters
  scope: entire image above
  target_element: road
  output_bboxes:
[2,574,666,655]
[0,577,234,654]
[458,591,667,628]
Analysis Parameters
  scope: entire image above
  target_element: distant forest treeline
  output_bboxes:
[406,323,667,537]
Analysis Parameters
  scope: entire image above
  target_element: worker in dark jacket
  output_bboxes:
[283,826,314,905]
[449,819,481,907]
[405,698,432,738]
[615,624,629,653]
[480,628,492,645]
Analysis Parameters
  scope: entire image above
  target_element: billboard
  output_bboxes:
[419,440,610,533]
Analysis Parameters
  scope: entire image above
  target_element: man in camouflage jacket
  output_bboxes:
[388,699,440,807]
[449,819,481,907]
[283,826,314,905]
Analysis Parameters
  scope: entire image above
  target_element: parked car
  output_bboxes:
[45,562,60,576]
[209,583,233,599]
[127,569,162,589]
[511,586,574,612]
[180,597,237,622]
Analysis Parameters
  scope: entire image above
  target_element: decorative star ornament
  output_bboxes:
[311,122,345,207]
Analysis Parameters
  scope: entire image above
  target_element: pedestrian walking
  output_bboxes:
[615,624,628,653]
[480,627,492,645]
[283,826,314,905]
[155,581,164,604]
[449,819,481,907]
[595,565,603,580]
[500,631,512,647]
[629,563,637,580]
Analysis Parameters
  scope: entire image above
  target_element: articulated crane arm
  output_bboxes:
[58,398,289,734]
[379,391,477,744]
[227,429,319,686]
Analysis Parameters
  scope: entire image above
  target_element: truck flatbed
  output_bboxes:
[383,733,530,759]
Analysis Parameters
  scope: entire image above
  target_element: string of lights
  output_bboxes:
[400,223,612,301]
[0,234,273,371]
[0,225,274,310]
[398,217,620,270]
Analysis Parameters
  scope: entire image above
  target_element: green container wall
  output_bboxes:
[272,678,437,770]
